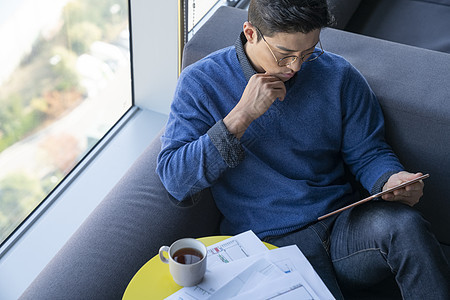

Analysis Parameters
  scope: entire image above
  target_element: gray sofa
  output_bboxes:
[21,5,450,300]
[344,0,450,54]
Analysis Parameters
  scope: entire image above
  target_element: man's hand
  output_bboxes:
[224,73,286,139]
[382,171,424,206]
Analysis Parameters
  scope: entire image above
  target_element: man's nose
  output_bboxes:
[288,58,302,72]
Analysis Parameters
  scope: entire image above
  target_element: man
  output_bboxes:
[157,0,450,298]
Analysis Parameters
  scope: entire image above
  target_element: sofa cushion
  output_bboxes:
[346,0,450,53]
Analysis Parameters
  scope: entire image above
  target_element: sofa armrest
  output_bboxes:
[20,131,222,299]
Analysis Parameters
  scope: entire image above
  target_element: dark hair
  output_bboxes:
[248,0,334,40]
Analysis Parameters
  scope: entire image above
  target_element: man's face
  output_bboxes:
[244,23,321,82]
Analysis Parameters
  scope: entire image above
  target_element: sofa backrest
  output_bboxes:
[320,29,450,248]
[182,6,450,249]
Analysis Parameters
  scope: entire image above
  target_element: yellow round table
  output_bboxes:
[122,236,276,299]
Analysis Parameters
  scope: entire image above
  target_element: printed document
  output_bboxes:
[165,230,335,300]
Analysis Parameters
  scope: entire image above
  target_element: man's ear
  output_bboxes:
[243,21,258,44]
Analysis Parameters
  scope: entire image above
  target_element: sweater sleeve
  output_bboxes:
[207,119,245,168]
[340,64,404,194]
[156,68,244,201]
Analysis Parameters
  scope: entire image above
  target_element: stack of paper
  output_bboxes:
[165,230,335,300]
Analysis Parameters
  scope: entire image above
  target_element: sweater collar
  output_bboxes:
[235,32,257,82]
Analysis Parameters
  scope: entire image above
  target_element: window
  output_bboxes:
[0,0,132,245]
[186,0,221,38]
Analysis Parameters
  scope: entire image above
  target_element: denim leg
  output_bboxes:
[330,201,450,299]
[263,216,345,300]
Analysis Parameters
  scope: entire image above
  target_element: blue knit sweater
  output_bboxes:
[157,36,404,239]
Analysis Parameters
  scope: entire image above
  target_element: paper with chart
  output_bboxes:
[165,231,334,300]
[206,230,269,270]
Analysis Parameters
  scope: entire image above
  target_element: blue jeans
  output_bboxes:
[262,201,450,299]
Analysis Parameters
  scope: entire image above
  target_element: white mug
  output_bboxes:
[159,238,207,286]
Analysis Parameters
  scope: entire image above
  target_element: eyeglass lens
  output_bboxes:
[278,50,323,66]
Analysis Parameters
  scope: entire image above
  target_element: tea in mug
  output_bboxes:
[159,238,207,286]
[172,247,204,264]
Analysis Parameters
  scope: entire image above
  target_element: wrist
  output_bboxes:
[223,110,252,139]
[372,170,401,195]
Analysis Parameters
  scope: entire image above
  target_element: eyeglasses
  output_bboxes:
[254,26,324,67]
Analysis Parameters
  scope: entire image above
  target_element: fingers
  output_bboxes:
[381,171,425,206]
[252,73,287,101]
[383,187,423,203]
[267,80,287,101]
[384,193,422,206]
[258,80,286,102]
[238,74,287,121]
[383,172,424,191]
[382,192,420,206]
[395,171,423,183]
[225,74,286,138]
